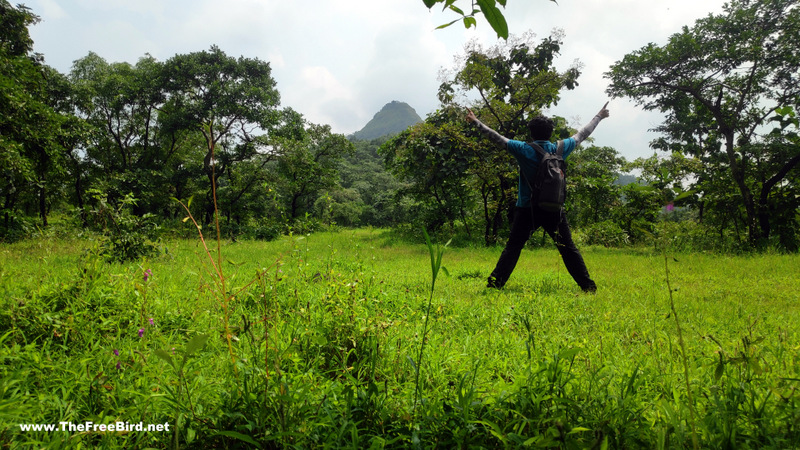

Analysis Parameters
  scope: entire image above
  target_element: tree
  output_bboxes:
[381,111,475,236]
[615,182,663,243]
[161,46,284,223]
[422,0,557,40]
[70,53,174,216]
[606,0,800,247]
[339,137,403,227]
[567,145,626,227]
[0,0,79,234]
[383,31,582,244]
[273,122,354,222]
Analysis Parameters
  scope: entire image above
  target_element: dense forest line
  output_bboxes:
[2,0,799,256]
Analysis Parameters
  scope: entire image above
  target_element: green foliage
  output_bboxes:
[616,183,662,243]
[577,220,629,248]
[606,0,800,247]
[655,220,750,254]
[5,0,799,254]
[0,0,37,57]
[273,122,354,222]
[568,145,626,227]
[0,1,85,237]
[162,46,286,223]
[60,45,358,238]
[423,0,558,40]
[314,189,364,227]
[339,138,403,227]
[87,190,159,262]
[381,114,476,237]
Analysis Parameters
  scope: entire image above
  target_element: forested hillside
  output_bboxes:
[350,101,422,141]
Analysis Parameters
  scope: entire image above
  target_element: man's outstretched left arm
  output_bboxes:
[572,102,610,146]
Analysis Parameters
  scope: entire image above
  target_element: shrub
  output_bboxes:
[578,220,630,247]
[86,190,160,262]
[655,221,749,253]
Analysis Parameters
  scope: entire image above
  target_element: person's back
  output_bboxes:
[465,103,610,291]
[525,140,566,212]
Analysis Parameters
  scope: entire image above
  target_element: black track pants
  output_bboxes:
[488,206,596,291]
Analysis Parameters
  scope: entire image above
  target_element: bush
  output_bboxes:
[249,220,283,241]
[314,189,365,227]
[654,220,749,253]
[86,190,160,262]
[0,211,35,243]
[578,220,630,247]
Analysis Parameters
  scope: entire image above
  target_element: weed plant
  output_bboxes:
[1,228,799,448]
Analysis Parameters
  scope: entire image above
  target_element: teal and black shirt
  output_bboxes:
[472,115,604,208]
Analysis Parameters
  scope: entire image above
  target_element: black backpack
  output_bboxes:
[523,140,566,212]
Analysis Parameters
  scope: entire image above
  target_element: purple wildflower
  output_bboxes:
[116,361,121,370]
[143,268,152,282]
[113,349,119,357]
[666,203,675,212]
[138,328,145,338]
[149,318,154,326]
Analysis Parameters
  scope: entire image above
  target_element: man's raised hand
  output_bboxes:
[598,102,610,119]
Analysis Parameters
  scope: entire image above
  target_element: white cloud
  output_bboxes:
[267,52,285,69]
[300,66,355,102]
[33,0,67,20]
[79,20,158,63]
[74,0,165,15]
[288,66,361,129]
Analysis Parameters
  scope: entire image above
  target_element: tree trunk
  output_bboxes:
[38,178,48,228]
[3,194,13,230]
[481,184,492,246]
[70,154,87,227]
[757,150,800,243]
[458,194,472,238]
[723,133,760,246]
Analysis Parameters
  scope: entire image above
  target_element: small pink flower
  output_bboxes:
[666,203,675,212]
[113,349,119,356]
[116,361,121,370]
[148,318,154,326]
[143,269,152,282]
[138,328,145,338]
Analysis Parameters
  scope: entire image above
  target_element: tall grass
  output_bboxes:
[411,229,449,423]
[1,230,799,448]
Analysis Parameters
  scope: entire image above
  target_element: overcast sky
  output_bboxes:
[27,0,729,160]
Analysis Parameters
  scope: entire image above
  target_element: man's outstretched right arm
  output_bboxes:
[466,109,509,149]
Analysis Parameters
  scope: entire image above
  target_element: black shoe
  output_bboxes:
[581,284,597,294]
[487,276,503,289]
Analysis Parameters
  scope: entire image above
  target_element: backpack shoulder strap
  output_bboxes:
[555,140,564,157]
[526,141,547,158]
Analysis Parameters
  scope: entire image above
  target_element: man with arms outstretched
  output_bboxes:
[466,103,610,292]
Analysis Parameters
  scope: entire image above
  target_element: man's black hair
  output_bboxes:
[528,116,554,141]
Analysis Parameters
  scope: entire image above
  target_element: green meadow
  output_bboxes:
[1,229,799,448]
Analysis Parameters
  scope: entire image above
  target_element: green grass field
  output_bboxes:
[1,229,799,448]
